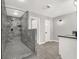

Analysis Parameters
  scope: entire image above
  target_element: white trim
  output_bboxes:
[48,40,59,42]
[37,40,59,45]
[37,41,46,45]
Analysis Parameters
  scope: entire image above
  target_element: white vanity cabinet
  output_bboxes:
[59,36,77,59]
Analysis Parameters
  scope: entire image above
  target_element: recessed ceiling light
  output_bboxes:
[13,11,18,15]
[18,0,25,2]
[74,1,77,5]
[74,0,77,6]
[46,4,52,8]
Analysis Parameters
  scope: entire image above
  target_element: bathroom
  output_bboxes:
[2,0,77,59]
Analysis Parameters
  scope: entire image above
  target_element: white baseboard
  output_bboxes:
[48,40,59,42]
[37,41,46,45]
[37,40,59,45]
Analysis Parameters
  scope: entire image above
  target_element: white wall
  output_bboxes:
[53,12,77,41]
[50,19,54,41]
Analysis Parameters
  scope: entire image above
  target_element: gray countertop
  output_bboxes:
[58,34,77,39]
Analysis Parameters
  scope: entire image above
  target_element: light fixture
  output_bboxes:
[56,19,64,25]
[46,4,52,8]
[18,0,25,2]
[44,4,52,9]
[13,10,18,15]
[74,0,77,6]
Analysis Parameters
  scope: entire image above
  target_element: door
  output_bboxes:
[45,20,50,42]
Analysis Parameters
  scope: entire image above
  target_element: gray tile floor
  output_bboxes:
[38,42,61,59]
[23,42,62,59]
[23,54,37,59]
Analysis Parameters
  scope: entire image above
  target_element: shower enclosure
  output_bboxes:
[2,0,37,59]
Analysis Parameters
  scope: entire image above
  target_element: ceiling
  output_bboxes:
[5,0,76,17]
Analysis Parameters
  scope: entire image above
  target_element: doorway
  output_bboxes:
[45,20,50,42]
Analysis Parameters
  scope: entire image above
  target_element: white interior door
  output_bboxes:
[45,20,50,42]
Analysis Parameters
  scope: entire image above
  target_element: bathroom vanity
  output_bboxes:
[58,35,77,59]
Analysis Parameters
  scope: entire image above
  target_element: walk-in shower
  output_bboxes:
[2,0,36,59]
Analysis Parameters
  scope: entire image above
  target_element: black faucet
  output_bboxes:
[72,31,77,37]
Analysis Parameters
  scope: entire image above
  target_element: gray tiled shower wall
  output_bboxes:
[2,0,9,56]
[21,29,37,53]
[21,11,37,53]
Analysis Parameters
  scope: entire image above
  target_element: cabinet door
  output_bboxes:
[59,37,77,59]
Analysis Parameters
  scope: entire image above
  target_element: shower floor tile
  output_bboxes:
[3,36,32,59]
